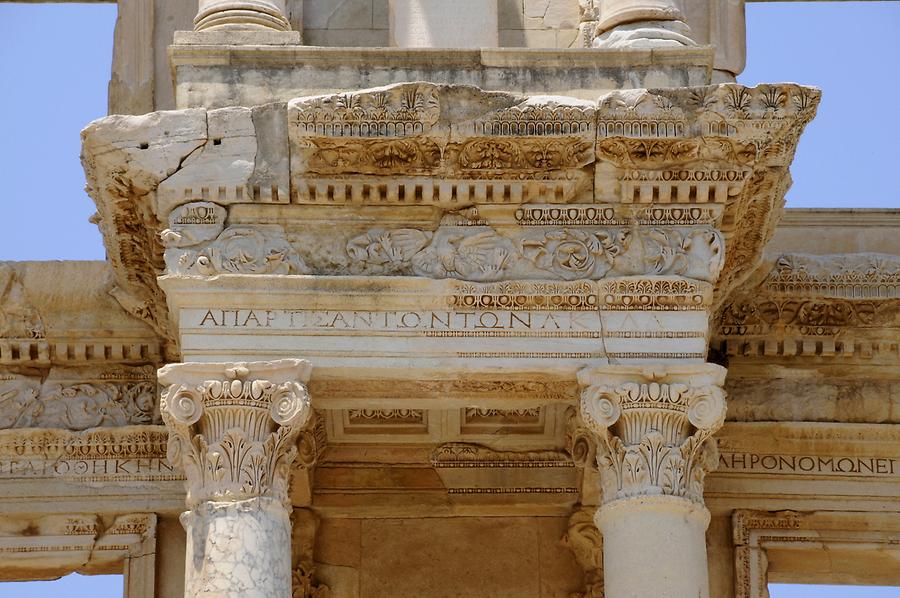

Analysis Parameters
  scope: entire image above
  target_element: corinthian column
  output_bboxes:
[159,360,312,598]
[195,0,291,32]
[578,364,727,598]
[592,0,696,48]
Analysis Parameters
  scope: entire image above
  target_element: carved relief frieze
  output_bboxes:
[159,360,313,507]
[165,225,310,276]
[579,365,727,505]
[449,280,599,312]
[0,367,159,430]
[341,219,723,283]
[431,443,573,468]
[290,83,597,205]
[595,84,820,304]
[716,253,900,359]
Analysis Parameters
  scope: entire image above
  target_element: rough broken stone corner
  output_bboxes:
[3,1,899,597]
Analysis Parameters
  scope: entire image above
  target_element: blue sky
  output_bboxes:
[0,2,898,596]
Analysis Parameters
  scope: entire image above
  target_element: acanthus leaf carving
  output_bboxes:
[578,365,726,506]
[165,226,310,276]
[159,360,313,507]
[343,219,723,283]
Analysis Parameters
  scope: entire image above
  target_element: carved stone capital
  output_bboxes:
[577,364,726,506]
[158,359,313,508]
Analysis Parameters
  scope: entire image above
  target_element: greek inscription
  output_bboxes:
[719,452,897,477]
[195,309,597,333]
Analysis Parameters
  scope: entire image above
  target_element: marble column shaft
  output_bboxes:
[578,363,727,598]
[159,359,313,598]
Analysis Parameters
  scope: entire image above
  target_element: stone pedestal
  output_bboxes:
[578,364,727,598]
[389,0,499,48]
[158,360,313,598]
[195,0,291,32]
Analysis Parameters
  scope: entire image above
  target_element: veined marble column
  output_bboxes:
[578,364,727,598]
[195,0,291,32]
[593,0,696,48]
[159,360,312,598]
[389,0,499,48]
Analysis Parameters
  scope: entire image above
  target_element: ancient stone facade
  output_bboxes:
[2,1,898,597]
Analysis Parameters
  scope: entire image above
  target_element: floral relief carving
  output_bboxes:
[159,360,313,507]
[578,365,727,506]
[0,372,159,430]
[166,226,310,276]
[344,220,723,283]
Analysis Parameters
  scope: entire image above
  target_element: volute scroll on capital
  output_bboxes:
[578,364,727,506]
[158,359,313,508]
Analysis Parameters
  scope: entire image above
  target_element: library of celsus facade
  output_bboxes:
[1,0,899,596]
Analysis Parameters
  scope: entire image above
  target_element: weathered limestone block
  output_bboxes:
[0,513,156,593]
[158,104,291,216]
[81,109,208,344]
[389,0,499,48]
[578,363,727,598]
[159,359,313,598]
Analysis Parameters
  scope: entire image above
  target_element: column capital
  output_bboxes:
[577,363,726,507]
[158,359,312,508]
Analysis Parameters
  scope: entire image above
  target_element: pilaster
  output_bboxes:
[158,359,313,598]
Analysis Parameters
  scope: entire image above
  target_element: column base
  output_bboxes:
[195,1,290,32]
[592,20,696,49]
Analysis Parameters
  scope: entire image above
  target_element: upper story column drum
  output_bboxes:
[389,0,499,47]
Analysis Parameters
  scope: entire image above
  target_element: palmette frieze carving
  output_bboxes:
[165,226,310,276]
[765,253,900,298]
[290,84,442,136]
[159,360,313,507]
[578,365,727,505]
[345,220,723,283]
